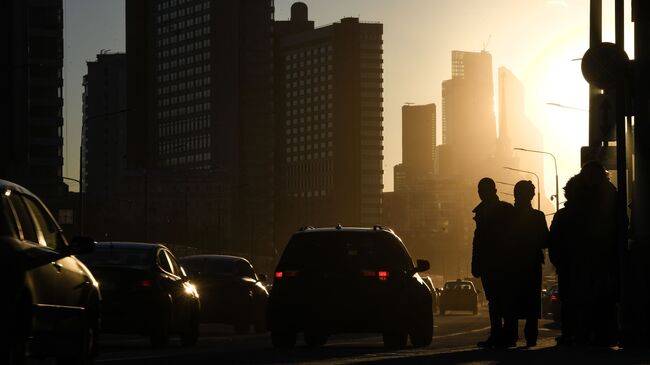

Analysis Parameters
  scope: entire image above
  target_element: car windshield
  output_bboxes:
[279,231,413,272]
[77,247,153,269]
[445,282,473,290]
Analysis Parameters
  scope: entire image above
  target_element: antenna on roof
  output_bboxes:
[482,34,492,52]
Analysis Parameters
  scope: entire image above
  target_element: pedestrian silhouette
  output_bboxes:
[571,161,620,346]
[548,175,580,346]
[471,177,514,348]
[503,180,549,348]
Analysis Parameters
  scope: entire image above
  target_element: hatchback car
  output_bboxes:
[179,255,269,334]
[267,226,433,349]
[77,242,200,347]
[439,279,479,315]
[1,179,99,364]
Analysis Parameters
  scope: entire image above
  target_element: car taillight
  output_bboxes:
[138,279,153,288]
[275,270,298,279]
[361,270,389,280]
[550,293,558,301]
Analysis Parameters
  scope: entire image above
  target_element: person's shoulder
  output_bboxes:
[497,201,514,209]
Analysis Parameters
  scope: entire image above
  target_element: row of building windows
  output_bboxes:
[157,26,211,44]
[159,114,211,138]
[285,56,333,70]
[157,77,209,95]
[285,45,333,61]
[156,3,210,24]
[286,151,333,162]
[156,69,210,84]
[159,133,211,155]
[286,94,332,106]
[286,74,333,89]
[285,65,333,78]
[162,152,212,168]
[290,190,329,198]
[157,89,210,107]
[157,0,207,11]
[157,40,210,60]
[157,102,211,119]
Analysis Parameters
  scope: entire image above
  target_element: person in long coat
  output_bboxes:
[548,176,579,345]
[503,180,549,347]
[471,177,514,347]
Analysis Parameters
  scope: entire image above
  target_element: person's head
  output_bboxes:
[579,160,608,186]
[477,177,497,202]
[563,175,578,203]
[514,180,535,205]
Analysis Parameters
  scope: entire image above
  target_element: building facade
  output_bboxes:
[399,103,436,191]
[125,0,275,264]
[5,0,66,208]
[274,4,384,244]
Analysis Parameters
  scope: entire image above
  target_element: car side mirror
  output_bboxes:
[258,273,268,282]
[65,236,95,255]
[414,259,430,273]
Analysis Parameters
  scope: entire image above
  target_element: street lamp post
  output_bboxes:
[62,176,83,234]
[504,167,541,210]
[514,148,560,212]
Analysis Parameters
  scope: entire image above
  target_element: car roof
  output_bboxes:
[0,179,37,197]
[180,254,249,264]
[293,226,394,234]
[96,241,165,251]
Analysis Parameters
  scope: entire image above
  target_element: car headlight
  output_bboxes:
[183,282,199,298]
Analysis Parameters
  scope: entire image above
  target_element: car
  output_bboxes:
[439,279,479,315]
[77,242,200,347]
[421,275,440,313]
[179,255,269,334]
[1,179,99,364]
[267,225,433,349]
[542,284,561,322]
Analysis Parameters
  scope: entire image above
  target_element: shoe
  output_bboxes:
[526,340,537,348]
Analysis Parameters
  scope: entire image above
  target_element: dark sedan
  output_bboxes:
[1,179,99,364]
[180,255,269,334]
[77,242,200,347]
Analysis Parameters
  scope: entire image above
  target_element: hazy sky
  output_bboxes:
[62,0,634,197]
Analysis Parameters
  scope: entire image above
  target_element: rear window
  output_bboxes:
[181,258,238,275]
[278,231,413,272]
[78,247,154,269]
[444,282,474,290]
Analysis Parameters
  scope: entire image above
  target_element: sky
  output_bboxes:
[62,0,635,198]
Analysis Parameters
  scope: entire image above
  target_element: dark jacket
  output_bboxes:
[471,197,514,278]
[507,204,548,318]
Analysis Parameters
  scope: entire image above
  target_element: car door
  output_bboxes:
[7,193,63,304]
[22,195,92,308]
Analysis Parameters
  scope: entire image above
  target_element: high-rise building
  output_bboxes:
[440,50,496,179]
[5,0,66,207]
[274,4,383,241]
[399,103,436,190]
[125,0,275,262]
[81,53,127,233]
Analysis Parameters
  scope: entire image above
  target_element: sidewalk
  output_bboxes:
[354,338,650,365]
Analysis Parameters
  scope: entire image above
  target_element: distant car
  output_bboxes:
[77,242,200,347]
[422,275,440,313]
[179,255,269,334]
[439,279,479,315]
[267,226,433,349]
[1,179,99,364]
[542,285,561,322]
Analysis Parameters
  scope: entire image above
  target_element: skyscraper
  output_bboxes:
[126,0,275,260]
[274,4,384,242]
[399,103,436,190]
[81,53,127,234]
[440,50,496,179]
[5,0,66,208]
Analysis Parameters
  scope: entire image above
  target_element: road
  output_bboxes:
[28,308,571,365]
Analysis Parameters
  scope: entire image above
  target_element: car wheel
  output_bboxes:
[304,331,328,347]
[410,307,433,347]
[150,309,171,348]
[56,316,96,365]
[180,307,199,347]
[382,331,408,348]
[271,329,297,349]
